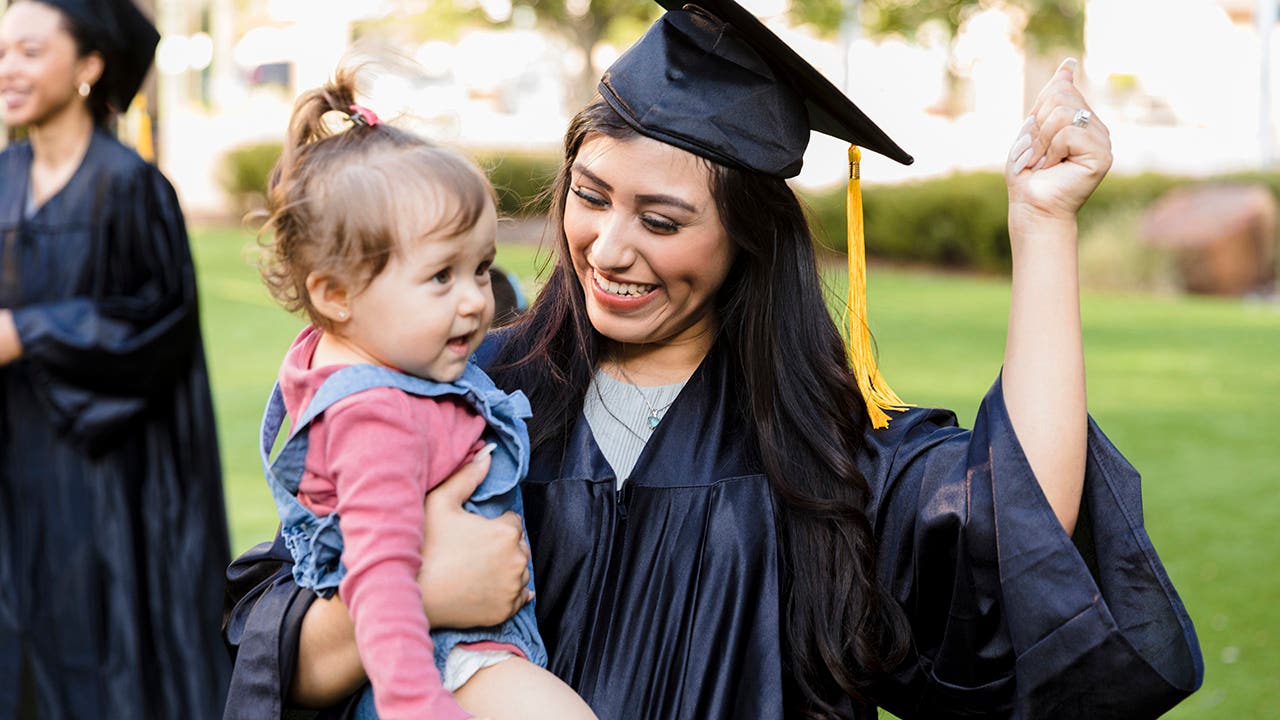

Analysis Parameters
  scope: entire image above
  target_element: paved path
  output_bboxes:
[497,216,551,246]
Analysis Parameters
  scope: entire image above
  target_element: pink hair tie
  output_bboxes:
[348,104,381,128]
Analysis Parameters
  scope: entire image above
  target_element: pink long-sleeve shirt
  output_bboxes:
[280,327,503,720]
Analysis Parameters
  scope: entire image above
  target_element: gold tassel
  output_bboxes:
[846,145,906,429]
[134,93,154,162]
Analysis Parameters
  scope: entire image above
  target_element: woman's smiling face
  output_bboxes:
[0,2,94,128]
[563,133,736,353]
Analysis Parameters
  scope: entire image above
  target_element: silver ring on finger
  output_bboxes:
[1072,108,1093,128]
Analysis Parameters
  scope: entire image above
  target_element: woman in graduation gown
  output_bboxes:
[223,2,1202,718]
[0,0,230,717]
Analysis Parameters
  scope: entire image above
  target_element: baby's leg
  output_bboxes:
[454,657,596,720]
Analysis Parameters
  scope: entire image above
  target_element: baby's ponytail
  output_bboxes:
[269,65,364,211]
[258,62,495,332]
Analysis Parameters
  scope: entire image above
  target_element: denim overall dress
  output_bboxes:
[260,361,548,694]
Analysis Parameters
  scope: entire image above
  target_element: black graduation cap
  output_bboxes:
[599,0,913,178]
[598,0,911,426]
[41,0,159,113]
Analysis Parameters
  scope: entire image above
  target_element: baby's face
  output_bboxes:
[342,205,497,382]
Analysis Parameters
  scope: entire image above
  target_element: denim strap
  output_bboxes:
[260,362,533,597]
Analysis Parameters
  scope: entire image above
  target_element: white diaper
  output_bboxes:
[443,647,516,691]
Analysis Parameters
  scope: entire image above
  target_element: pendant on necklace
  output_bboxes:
[647,412,661,429]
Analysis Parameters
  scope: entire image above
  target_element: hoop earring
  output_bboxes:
[78,82,91,98]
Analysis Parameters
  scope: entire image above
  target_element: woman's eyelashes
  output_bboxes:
[571,185,607,207]
[640,214,680,234]
[571,185,683,234]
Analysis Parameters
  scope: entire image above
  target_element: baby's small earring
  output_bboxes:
[337,310,348,320]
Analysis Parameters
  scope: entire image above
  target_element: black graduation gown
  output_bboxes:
[0,130,231,718]
[222,339,1202,719]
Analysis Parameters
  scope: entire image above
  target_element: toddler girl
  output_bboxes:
[256,68,595,720]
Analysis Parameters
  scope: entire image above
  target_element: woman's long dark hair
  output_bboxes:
[491,99,910,717]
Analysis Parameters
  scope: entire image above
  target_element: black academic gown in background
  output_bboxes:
[222,337,1202,720]
[0,130,231,718]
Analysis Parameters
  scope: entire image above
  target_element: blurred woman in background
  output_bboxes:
[0,0,230,716]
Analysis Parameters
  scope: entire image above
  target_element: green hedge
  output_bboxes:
[801,173,1012,271]
[219,142,561,219]
[471,151,561,217]
[802,170,1278,272]
[220,139,1279,276]
[1083,171,1185,215]
[220,142,282,215]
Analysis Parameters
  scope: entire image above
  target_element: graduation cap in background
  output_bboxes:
[599,0,913,427]
[38,0,159,114]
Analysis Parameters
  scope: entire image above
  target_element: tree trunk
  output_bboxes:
[564,16,607,107]
[928,63,969,117]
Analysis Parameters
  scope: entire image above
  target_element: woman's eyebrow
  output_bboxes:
[572,164,612,192]
[573,163,697,213]
[635,193,697,214]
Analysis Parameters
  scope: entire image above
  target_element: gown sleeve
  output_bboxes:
[864,374,1203,719]
[223,534,366,720]
[11,161,202,445]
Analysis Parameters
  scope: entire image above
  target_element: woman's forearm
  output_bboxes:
[1000,58,1109,536]
[1002,214,1086,535]
[291,596,366,707]
[289,450,531,707]
[0,310,22,365]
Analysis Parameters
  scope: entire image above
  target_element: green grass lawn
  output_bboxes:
[192,225,1278,719]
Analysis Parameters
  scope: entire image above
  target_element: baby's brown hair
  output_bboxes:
[261,64,494,331]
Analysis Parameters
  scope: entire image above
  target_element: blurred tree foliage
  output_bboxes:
[357,0,659,104]
[790,0,1083,51]
[357,1,1082,111]
[358,0,1079,108]
[792,0,1085,115]
[521,0,659,103]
